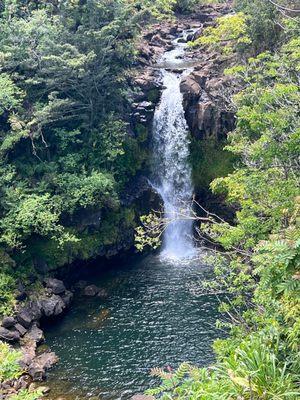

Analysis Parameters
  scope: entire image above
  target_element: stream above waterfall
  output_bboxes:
[45,254,222,400]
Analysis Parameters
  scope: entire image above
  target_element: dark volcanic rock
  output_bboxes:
[83,285,100,297]
[16,310,34,329]
[44,278,66,295]
[25,324,44,344]
[61,290,73,307]
[14,323,27,337]
[0,327,20,342]
[180,75,202,102]
[40,294,66,317]
[1,316,16,328]
[28,352,58,381]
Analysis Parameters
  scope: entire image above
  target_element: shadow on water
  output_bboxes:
[44,253,224,400]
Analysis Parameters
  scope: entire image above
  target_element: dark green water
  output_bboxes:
[45,254,222,399]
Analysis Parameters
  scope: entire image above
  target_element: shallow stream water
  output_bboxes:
[45,254,222,399]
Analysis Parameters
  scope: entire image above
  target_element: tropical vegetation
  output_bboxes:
[0,0,299,399]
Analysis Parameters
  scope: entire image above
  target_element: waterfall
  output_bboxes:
[151,36,196,260]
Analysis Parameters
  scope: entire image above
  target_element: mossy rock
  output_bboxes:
[190,138,236,191]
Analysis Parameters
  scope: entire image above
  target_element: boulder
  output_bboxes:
[61,290,73,307]
[28,352,58,381]
[16,309,34,329]
[192,27,203,41]
[44,278,66,295]
[14,323,27,337]
[25,324,44,344]
[150,34,166,47]
[180,76,201,99]
[20,337,37,367]
[1,316,16,329]
[83,285,100,297]
[40,294,66,317]
[196,100,215,136]
[0,327,20,342]
[192,70,210,89]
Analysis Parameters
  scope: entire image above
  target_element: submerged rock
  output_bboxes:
[83,284,101,296]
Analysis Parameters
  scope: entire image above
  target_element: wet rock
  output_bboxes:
[1,316,16,328]
[16,309,34,329]
[61,290,73,307]
[40,294,66,317]
[20,335,38,367]
[131,396,155,400]
[97,288,109,299]
[28,352,58,381]
[25,324,44,344]
[180,75,201,103]
[44,278,66,295]
[29,383,50,394]
[193,27,203,41]
[74,280,88,290]
[14,323,27,337]
[83,285,100,297]
[150,34,166,47]
[0,327,20,342]
[18,374,32,390]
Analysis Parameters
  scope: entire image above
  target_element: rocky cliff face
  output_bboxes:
[131,2,236,143]
[129,2,237,218]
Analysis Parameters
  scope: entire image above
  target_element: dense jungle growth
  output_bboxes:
[0,0,299,399]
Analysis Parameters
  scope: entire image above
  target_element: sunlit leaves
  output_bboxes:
[190,13,251,54]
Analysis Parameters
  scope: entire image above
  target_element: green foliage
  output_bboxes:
[149,331,300,399]
[234,0,281,52]
[0,341,42,398]
[135,212,163,251]
[190,12,251,54]
[190,138,235,189]
[0,1,158,264]
[9,389,43,400]
[0,341,22,382]
[0,272,16,315]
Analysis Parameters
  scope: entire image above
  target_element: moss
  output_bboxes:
[190,138,236,191]
[147,88,160,104]
[135,123,149,143]
[24,207,137,271]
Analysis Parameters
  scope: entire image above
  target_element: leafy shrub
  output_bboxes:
[190,12,251,54]
[0,342,22,383]
[9,389,43,400]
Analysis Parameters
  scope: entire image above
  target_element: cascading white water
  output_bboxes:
[151,34,196,260]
